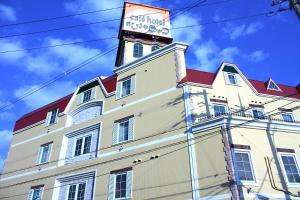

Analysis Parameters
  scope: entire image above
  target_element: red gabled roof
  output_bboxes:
[100,74,117,94]
[13,94,73,132]
[182,68,300,99]
[249,79,300,99]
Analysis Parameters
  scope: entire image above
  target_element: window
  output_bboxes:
[151,45,160,52]
[74,135,92,156]
[224,72,240,86]
[113,117,134,144]
[280,154,300,184]
[116,75,136,99]
[37,143,52,164]
[213,104,227,116]
[108,169,132,200]
[282,113,294,122]
[267,79,281,91]
[46,108,58,125]
[82,89,92,103]
[121,78,131,97]
[28,186,43,200]
[133,43,143,58]
[252,108,265,119]
[234,151,255,183]
[67,182,86,200]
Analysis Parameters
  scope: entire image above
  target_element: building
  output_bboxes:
[1,1,300,200]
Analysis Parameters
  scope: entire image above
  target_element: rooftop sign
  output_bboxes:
[121,2,171,38]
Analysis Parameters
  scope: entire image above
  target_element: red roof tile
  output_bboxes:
[182,68,300,99]
[13,94,73,132]
[100,74,117,93]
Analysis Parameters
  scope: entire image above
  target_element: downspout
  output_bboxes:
[183,85,201,200]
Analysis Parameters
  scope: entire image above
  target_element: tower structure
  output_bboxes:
[115,1,173,66]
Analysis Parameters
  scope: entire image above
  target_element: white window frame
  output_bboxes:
[232,149,257,185]
[267,79,281,91]
[46,108,59,126]
[278,152,300,187]
[82,89,92,103]
[117,119,131,144]
[73,134,92,157]
[37,143,52,165]
[212,103,228,116]
[224,72,240,86]
[252,108,265,119]
[281,112,295,122]
[109,170,133,200]
[116,75,136,99]
[28,186,44,200]
[120,77,132,98]
[66,181,88,200]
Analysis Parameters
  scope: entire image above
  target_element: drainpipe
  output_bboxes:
[183,85,201,200]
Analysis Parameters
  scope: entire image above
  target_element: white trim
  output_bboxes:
[1,133,185,182]
[201,193,232,200]
[114,42,189,74]
[11,127,64,148]
[232,149,257,186]
[103,87,176,115]
[183,85,201,200]
[278,152,300,187]
[243,192,300,199]
[192,115,300,134]
[11,87,177,148]
[267,78,282,91]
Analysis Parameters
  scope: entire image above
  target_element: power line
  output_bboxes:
[0,0,231,40]
[0,0,166,28]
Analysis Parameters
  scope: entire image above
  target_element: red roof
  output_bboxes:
[13,94,73,132]
[182,68,300,99]
[100,74,117,93]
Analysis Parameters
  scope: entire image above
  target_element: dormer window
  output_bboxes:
[133,43,143,58]
[77,88,96,105]
[223,65,241,86]
[46,108,58,125]
[151,45,160,52]
[267,79,281,91]
[228,73,237,85]
[82,89,92,103]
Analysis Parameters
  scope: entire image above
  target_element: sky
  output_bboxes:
[0,0,299,172]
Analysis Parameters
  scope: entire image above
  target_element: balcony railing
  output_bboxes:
[193,111,300,125]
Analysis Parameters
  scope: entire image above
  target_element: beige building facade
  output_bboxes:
[1,2,300,200]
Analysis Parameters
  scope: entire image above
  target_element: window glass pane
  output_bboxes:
[151,45,159,52]
[115,173,127,198]
[40,145,50,163]
[121,79,131,97]
[83,90,92,103]
[75,138,83,156]
[68,185,76,200]
[118,120,129,142]
[49,109,58,124]
[282,113,293,122]
[253,109,264,119]
[269,81,279,90]
[32,188,42,200]
[281,155,300,183]
[228,74,237,85]
[77,183,86,200]
[235,152,255,181]
[133,43,143,58]
[83,136,91,154]
[213,104,226,116]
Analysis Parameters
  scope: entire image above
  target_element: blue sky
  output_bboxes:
[0,0,299,172]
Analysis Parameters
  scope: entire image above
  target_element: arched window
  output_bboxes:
[151,45,160,52]
[133,43,143,58]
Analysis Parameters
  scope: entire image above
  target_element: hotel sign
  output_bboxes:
[122,2,171,38]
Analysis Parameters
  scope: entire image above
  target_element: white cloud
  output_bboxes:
[247,50,268,62]
[0,3,16,22]
[0,129,12,173]
[0,37,116,77]
[194,40,239,70]
[172,14,202,44]
[14,81,77,109]
[223,22,264,40]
